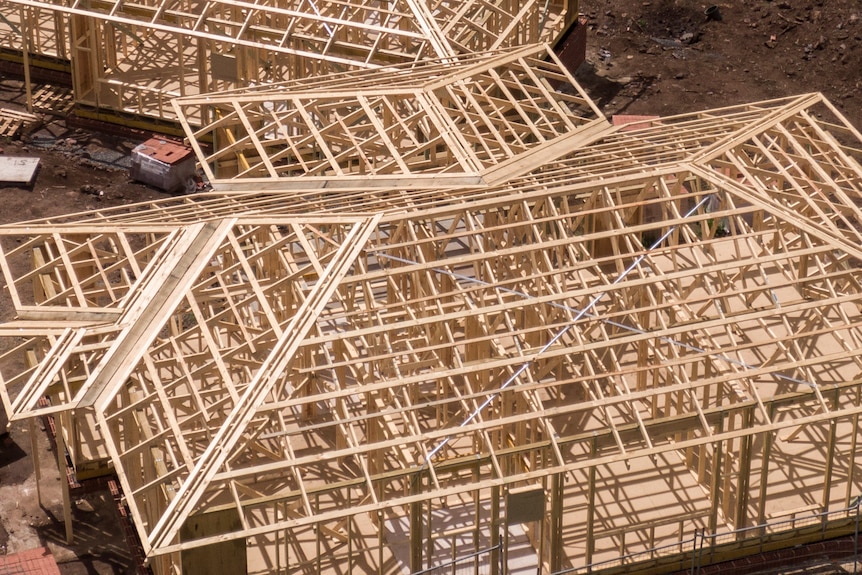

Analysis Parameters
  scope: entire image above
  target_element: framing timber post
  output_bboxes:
[708,413,724,536]
[756,405,776,530]
[538,476,547,575]
[29,418,41,504]
[55,413,74,544]
[491,484,501,575]
[410,472,423,572]
[734,407,754,537]
[19,6,32,113]
[549,472,564,573]
[585,434,597,566]
[821,389,840,514]
[846,387,861,508]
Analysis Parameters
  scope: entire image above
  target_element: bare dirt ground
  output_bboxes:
[578,0,862,129]
[0,1,860,572]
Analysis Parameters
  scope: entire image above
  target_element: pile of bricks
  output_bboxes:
[108,480,153,575]
[0,547,61,575]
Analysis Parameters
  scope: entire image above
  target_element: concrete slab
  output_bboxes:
[0,156,40,186]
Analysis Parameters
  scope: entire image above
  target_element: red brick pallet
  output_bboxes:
[0,547,61,575]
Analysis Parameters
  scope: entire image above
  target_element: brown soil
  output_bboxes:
[1,1,861,571]
[577,0,862,129]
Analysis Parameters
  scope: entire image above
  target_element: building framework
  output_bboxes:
[0,0,580,124]
[171,44,604,189]
[3,85,862,574]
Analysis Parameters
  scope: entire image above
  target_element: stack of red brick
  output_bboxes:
[0,547,61,575]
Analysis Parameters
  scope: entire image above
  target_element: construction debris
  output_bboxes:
[0,107,40,138]
[129,138,196,194]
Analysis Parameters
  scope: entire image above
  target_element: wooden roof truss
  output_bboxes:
[172,44,605,190]
[3,94,862,573]
[3,0,576,61]
[0,0,579,122]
